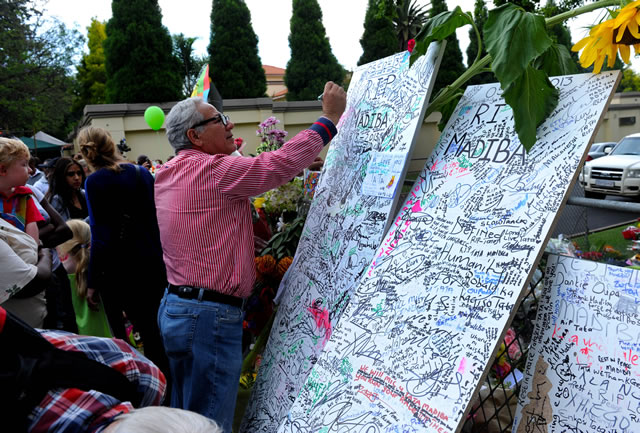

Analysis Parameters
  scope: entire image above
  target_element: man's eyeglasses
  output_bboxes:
[190,113,230,129]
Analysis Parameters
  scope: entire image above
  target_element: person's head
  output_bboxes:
[137,154,152,169]
[57,219,91,297]
[104,406,221,433]
[29,156,41,172]
[47,157,86,202]
[38,158,59,177]
[0,138,32,190]
[77,158,90,176]
[77,126,124,172]
[165,97,235,155]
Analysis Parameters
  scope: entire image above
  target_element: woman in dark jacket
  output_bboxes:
[77,126,168,375]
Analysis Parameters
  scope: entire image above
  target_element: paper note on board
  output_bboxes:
[361,151,406,198]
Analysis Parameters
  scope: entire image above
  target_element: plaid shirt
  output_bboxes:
[28,331,166,433]
[155,119,336,298]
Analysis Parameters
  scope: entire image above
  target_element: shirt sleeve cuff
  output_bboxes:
[309,117,338,146]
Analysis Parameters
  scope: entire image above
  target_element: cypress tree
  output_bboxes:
[358,0,398,66]
[74,19,107,114]
[286,0,345,101]
[429,0,466,98]
[466,0,494,85]
[208,0,266,98]
[104,0,181,103]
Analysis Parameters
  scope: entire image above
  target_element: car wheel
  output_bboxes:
[585,191,605,199]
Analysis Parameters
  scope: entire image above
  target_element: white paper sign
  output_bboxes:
[513,254,640,433]
[361,151,406,198]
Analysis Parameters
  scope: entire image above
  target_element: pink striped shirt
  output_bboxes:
[155,125,332,298]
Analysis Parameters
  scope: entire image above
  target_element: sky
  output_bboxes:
[40,0,640,73]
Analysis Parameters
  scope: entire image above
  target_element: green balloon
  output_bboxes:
[144,106,165,130]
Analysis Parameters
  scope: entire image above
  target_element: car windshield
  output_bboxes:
[611,137,640,156]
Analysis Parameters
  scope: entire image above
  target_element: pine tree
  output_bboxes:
[208,0,266,99]
[465,0,494,85]
[74,19,107,114]
[286,0,345,101]
[358,0,398,66]
[429,0,466,98]
[104,0,181,103]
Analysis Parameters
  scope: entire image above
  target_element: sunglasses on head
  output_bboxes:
[190,113,229,129]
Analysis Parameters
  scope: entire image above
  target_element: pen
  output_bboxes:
[317,93,323,101]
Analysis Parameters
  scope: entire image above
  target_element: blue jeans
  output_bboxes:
[157,289,243,432]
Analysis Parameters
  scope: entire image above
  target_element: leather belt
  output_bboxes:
[167,284,244,308]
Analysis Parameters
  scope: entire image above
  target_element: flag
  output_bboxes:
[191,64,210,101]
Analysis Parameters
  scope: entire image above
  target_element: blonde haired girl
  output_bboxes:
[57,219,111,337]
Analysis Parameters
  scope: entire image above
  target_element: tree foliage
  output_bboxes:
[619,68,640,92]
[73,19,107,114]
[394,0,430,51]
[286,0,345,101]
[429,0,466,97]
[104,0,182,103]
[0,0,83,138]
[174,34,208,97]
[466,0,494,85]
[208,0,266,98]
[358,0,398,66]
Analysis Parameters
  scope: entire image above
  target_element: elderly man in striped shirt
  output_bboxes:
[154,81,346,430]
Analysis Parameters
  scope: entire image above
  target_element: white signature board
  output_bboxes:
[513,254,640,433]
[240,45,445,433]
[278,71,620,433]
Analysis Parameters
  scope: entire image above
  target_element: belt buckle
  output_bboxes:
[178,286,194,296]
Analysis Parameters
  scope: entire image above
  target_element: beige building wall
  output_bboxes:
[80,91,639,169]
[80,99,443,172]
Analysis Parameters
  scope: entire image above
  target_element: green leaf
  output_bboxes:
[271,234,284,250]
[484,3,553,89]
[502,66,559,152]
[410,6,472,66]
[534,43,578,76]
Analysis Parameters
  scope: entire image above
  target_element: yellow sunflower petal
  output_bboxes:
[620,44,631,63]
[614,8,636,27]
[580,46,598,66]
[607,45,618,67]
[572,37,591,52]
[629,18,640,39]
[635,43,640,55]
[617,22,629,41]
[593,54,606,74]
[623,0,640,10]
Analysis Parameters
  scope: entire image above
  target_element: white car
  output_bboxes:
[581,133,640,199]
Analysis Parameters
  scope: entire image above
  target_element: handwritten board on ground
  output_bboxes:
[513,254,640,433]
[278,71,620,433]
[240,45,445,433]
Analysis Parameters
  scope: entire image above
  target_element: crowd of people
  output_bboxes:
[0,81,346,432]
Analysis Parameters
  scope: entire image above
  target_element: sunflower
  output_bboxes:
[572,0,640,73]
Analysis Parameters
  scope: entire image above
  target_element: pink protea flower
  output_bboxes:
[407,39,416,53]
[504,328,522,361]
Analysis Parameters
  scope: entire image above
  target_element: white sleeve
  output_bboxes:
[0,240,37,304]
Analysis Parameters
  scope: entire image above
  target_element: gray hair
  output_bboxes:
[165,97,206,153]
[111,407,222,433]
